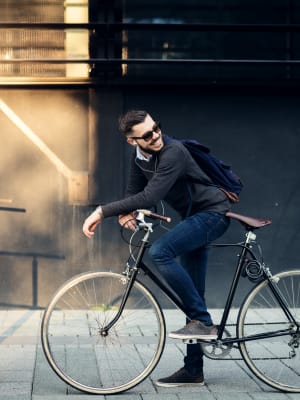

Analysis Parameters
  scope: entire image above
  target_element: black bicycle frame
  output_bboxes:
[104,225,297,344]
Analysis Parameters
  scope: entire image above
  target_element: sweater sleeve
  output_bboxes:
[101,143,187,218]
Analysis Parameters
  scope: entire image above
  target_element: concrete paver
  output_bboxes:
[0,309,296,400]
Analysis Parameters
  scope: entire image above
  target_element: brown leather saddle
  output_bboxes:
[226,211,272,230]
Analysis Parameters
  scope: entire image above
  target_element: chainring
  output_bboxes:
[200,327,233,359]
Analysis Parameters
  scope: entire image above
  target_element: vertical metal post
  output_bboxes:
[32,256,38,308]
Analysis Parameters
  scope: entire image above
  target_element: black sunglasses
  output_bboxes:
[129,122,161,142]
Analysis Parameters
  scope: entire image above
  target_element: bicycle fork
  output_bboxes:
[99,225,151,337]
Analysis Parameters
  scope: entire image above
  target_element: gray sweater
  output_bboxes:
[101,137,230,219]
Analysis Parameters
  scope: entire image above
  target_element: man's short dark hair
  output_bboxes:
[119,110,148,135]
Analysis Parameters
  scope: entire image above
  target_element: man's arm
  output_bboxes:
[83,143,187,236]
[101,144,186,217]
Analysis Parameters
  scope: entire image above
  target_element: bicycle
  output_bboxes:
[41,209,300,394]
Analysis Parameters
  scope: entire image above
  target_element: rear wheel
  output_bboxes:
[41,271,166,394]
[238,270,300,392]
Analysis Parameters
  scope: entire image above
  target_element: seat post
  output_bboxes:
[245,229,257,243]
[217,232,252,338]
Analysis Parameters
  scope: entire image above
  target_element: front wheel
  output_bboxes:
[238,269,300,392]
[41,271,166,394]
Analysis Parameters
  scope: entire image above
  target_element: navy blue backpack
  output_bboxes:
[164,136,243,203]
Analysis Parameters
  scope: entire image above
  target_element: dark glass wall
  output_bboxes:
[90,0,300,85]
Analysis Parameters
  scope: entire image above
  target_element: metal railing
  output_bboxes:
[0,206,65,308]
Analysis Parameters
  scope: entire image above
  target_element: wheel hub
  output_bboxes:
[99,329,108,337]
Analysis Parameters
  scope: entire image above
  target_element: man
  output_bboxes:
[82,109,231,387]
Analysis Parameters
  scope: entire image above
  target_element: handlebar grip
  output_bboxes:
[138,209,171,223]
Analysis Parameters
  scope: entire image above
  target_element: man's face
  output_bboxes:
[127,114,164,155]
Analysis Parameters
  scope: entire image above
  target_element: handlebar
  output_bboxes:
[137,209,171,223]
[121,209,171,250]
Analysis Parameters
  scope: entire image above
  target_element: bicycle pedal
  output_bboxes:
[182,338,201,344]
[182,338,217,344]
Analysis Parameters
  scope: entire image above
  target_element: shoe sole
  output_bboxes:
[168,333,217,340]
[155,381,205,388]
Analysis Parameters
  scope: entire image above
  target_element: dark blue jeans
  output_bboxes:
[148,211,230,374]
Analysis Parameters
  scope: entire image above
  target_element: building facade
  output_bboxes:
[0,0,299,308]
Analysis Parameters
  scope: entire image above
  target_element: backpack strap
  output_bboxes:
[219,188,239,203]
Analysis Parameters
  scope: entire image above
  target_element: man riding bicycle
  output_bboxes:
[83,109,231,387]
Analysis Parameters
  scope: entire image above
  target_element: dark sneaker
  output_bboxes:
[155,367,204,387]
[169,320,218,340]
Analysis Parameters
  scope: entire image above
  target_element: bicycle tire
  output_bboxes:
[238,269,300,392]
[41,271,166,394]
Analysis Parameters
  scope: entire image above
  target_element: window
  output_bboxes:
[0,0,89,83]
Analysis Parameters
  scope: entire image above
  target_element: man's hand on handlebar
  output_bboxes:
[118,213,137,231]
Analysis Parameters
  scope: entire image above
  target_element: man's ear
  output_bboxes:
[127,137,137,146]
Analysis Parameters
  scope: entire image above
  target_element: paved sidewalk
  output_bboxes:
[0,309,298,400]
